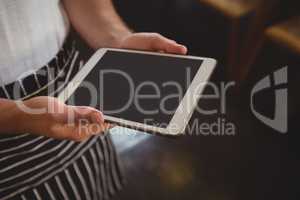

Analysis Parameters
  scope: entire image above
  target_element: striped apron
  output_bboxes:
[0,34,124,200]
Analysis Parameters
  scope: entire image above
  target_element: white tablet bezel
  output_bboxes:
[58,48,216,136]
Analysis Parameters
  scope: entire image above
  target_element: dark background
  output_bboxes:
[78,0,297,199]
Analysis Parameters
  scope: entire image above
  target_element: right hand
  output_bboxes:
[16,96,110,141]
[118,33,188,54]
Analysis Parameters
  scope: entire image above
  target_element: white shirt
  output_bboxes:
[0,0,70,85]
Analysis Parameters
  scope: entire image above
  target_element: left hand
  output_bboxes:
[117,33,188,55]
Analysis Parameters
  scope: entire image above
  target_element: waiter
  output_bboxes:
[0,0,187,199]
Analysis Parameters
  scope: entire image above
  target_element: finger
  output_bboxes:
[50,118,112,141]
[149,34,188,54]
[71,106,104,124]
[53,122,105,142]
[165,43,188,55]
[74,122,111,141]
[108,123,117,128]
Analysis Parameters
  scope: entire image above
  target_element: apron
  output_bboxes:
[0,33,124,200]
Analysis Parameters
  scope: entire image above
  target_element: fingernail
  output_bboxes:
[98,112,104,122]
[180,45,188,54]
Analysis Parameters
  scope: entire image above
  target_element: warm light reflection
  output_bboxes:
[159,154,195,190]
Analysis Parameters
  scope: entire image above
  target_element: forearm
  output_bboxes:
[1,96,108,141]
[0,98,24,134]
[63,0,132,49]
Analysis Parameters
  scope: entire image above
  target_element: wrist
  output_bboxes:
[87,30,132,49]
[13,99,44,134]
[13,103,32,134]
[0,101,29,134]
[108,30,132,49]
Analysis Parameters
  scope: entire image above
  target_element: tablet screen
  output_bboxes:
[67,50,203,128]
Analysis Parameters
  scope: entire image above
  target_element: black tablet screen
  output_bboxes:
[67,51,203,128]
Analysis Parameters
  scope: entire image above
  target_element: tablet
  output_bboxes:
[58,48,216,136]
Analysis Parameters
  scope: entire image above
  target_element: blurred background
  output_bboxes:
[102,0,298,199]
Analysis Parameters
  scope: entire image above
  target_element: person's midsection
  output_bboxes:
[0,0,70,85]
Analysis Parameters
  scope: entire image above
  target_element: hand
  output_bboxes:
[118,33,188,55]
[17,96,110,141]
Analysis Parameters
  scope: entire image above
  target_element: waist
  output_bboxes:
[0,33,81,100]
[0,0,70,85]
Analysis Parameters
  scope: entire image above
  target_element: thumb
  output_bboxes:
[51,121,111,141]
[68,106,104,124]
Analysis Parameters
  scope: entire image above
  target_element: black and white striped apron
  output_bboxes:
[0,34,124,200]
